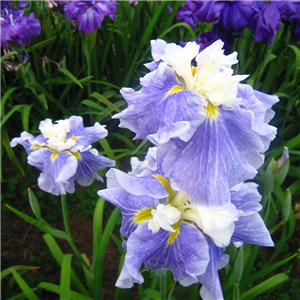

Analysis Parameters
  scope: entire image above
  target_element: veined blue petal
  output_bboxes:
[116,221,209,288]
[115,63,206,145]
[98,169,167,237]
[231,182,262,216]
[197,238,228,300]
[161,115,257,206]
[103,168,168,198]
[232,213,274,247]
[28,149,78,195]
[67,116,108,152]
[99,185,158,238]
[72,149,115,186]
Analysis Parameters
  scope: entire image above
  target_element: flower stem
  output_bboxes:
[160,272,167,300]
[61,194,70,234]
[61,194,90,270]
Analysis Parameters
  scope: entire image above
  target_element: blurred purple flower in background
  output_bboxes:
[64,1,118,33]
[273,1,300,23]
[250,3,281,44]
[11,116,115,195]
[1,1,41,47]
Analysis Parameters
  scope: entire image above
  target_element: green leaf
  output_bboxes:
[1,104,28,128]
[143,288,161,300]
[1,129,25,177]
[6,205,69,240]
[1,266,40,280]
[21,105,32,132]
[1,87,18,118]
[60,254,73,300]
[1,51,18,63]
[264,158,275,198]
[28,188,42,220]
[234,246,244,284]
[59,68,83,89]
[93,207,120,300]
[90,92,121,112]
[98,138,116,162]
[92,198,105,268]
[31,37,56,50]
[11,269,40,300]
[38,282,93,300]
[241,273,289,300]
[288,45,300,85]
[43,234,90,297]
[247,253,297,285]
[24,83,56,102]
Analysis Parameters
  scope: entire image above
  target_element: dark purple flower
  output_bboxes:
[251,3,281,44]
[64,1,118,33]
[272,1,300,23]
[176,1,223,29]
[216,1,259,32]
[1,2,41,47]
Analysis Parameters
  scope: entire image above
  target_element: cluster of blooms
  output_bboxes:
[176,1,300,51]
[98,39,278,299]
[11,116,114,195]
[1,1,41,48]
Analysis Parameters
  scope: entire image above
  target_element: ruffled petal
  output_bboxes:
[116,221,209,288]
[28,149,78,195]
[115,63,206,145]
[232,213,274,247]
[72,149,114,186]
[67,116,108,152]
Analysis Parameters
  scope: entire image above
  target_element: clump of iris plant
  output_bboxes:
[64,1,118,33]
[99,39,279,299]
[176,0,299,51]
[1,1,41,48]
[11,116,114,195]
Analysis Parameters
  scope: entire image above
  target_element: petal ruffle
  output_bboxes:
[117,221,209,288]
[67,116,108,152]
[115,63,206,145]
[232,213,274,247]
[73,149,115,186]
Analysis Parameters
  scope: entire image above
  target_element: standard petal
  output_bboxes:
[67,116,108,152]
[115,63,206,145]
[161,116,257,206]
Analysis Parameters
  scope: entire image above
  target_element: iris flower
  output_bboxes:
[98,167,273,299]
[11,116,114,195]
[115,39,278,204]
[1,1,41,47]
[64,1,118,33]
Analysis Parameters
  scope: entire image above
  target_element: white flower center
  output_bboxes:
[148,204,181,234]
[184,203,239,247]
[161,39,248,108]
[39,119,77,152]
